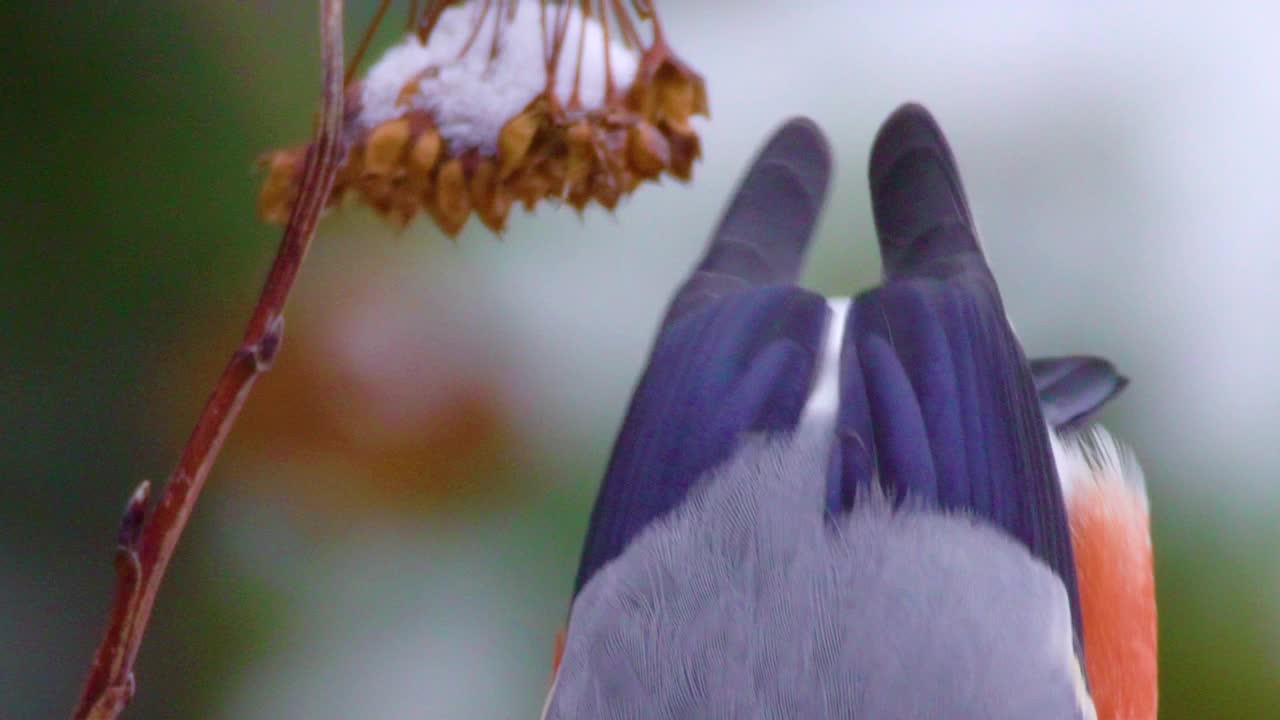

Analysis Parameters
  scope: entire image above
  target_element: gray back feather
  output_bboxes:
[547,432,1093,719]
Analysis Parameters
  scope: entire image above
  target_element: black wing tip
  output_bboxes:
[704,115,834,270]
[1030,353,1122,377]
[1031,355,1131,431]
[869,103,942,175]
[867,102,980,277]
[741,116,834,227]
[766,116,834,176]
[778,115,825,135]
[665,118,833,327]
[1031,354,1130,389]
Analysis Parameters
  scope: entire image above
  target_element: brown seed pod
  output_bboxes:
[431,157,471,236]
[258,150,303,225]
[626,121,669,179]
[498,109,540,180]
[362,118,411,177]
[257,0,707,237]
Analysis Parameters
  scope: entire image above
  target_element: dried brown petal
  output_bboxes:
[657,71,697,125]
[477,193,514,233]
[593,168,625,211]
[389,178,428,229]
[361,175,398,217]
[664,122,701,182]
[509,167,552,210]
[388,196,420,229]
[363,118,411,177]
[487,190,515,232]
[497,110,540,180]
[567,182,593,213]
[431,158,471,237]
[625,78,658,120]
[336,147,365,188]
[409,129,443,176]
[627,122,671,178]
[468,159,509,233]
[541,154,569,197]
[257,150,303,223]
[691,75,710,118]
[565,121,596,188]
[668,56,710,118]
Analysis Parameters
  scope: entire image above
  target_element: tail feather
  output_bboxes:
[1032,356,1130,431]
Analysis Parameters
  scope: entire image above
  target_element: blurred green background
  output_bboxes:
[3,1,1278,717]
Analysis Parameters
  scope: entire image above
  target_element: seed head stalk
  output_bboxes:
[73,2,347,718]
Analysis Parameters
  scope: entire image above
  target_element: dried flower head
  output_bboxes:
[258,0,708,236]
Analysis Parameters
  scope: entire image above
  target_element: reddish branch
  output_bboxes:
[72,2,348,717]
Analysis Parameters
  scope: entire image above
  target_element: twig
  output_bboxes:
[72,2,347,717]
[346,0,391,87]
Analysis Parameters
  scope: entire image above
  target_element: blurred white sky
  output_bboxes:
[225,2,1280,716]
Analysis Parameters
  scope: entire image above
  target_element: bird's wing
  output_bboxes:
[662,118,832,325]
[832,103,1084,643]
[572,119,834,595]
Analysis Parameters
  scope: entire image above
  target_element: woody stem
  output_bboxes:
[71,2,347,718]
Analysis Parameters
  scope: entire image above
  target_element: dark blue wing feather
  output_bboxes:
[663,119,832,325]
[835,103,1085,645]
[1031,355,1129,431]
[573,119,833,595]
[573,288,827,595]
[859,331,939,503]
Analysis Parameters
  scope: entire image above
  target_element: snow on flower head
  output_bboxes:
[359,2,639,156]
[259,0,706,237]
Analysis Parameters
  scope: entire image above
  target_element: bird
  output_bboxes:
[541,104,1156,719]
